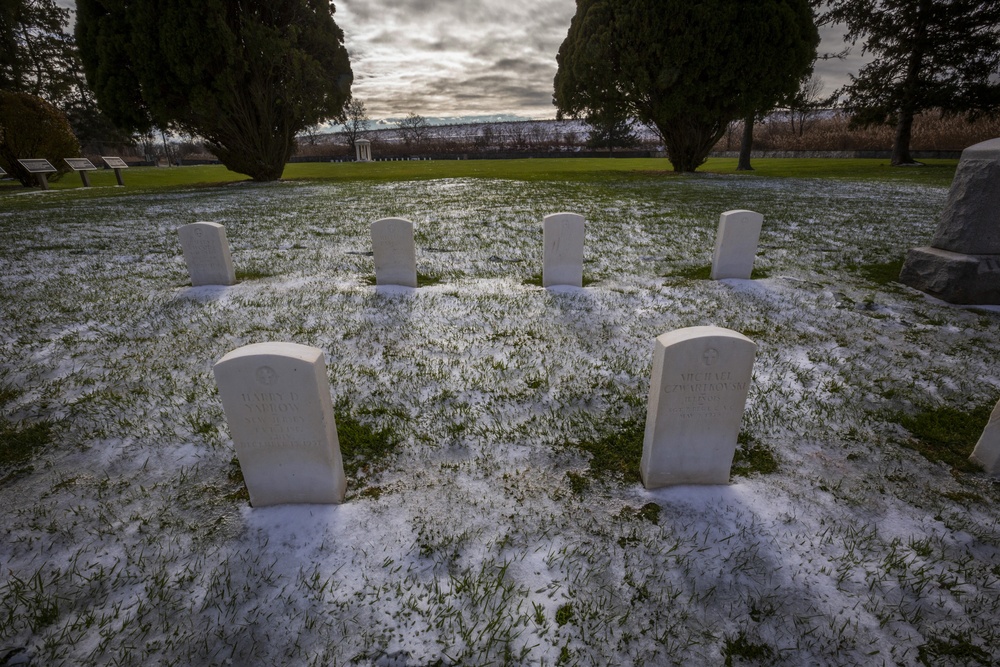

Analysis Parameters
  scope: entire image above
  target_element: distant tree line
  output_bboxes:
[3,0,1000,186]
[554,0,1000,170]
[295,117,662,160]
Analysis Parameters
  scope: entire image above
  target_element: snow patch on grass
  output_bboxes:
[2,175,1000,665]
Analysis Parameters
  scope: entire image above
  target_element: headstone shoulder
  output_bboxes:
[216,341,323,366]
[655,325,756,348]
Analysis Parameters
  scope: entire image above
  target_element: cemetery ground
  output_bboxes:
[1,158,999,665]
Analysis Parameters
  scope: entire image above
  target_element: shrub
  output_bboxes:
[0,91,81,187]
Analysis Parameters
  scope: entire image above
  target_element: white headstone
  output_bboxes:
[970,400,1000,474]
[178,222,236,286]
[371,217,417,287]
[710,210,764,280]
[543,212,585,287]
[641,326,757,488]
[214,342,347,507]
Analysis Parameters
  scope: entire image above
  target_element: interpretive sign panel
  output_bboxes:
[17,159,57,189]
[65,158,98,187]
[17,159,56,173]
[102,157,129,169]
[65,158,97,171]
[101,156,129,185]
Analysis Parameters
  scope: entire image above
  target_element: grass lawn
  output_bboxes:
[3,157,1000,666]
[0,156,960,198]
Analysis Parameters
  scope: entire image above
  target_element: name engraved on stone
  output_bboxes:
[214,342,347,506]
[660,370,750,418]
[641,326,757,488]
[178,221,236,286]
[239,392,310,443]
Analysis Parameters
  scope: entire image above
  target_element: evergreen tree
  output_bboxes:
[585,108,638,153]
[76,0,353,181]
[825,0,1000,166]
[0,0,124,153]
[554,0,818,172]
[0,0,77,106]
[0,91,81,187]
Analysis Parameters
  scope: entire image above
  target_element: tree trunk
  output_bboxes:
[891,0,928,167]
[737,115,754,171]
[891,109,917,166]
[659,119,726,172]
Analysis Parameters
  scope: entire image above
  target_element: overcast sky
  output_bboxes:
[338,0,866,121]
[61,0,867,122]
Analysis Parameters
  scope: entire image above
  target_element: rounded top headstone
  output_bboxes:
[181,221,225,231]
[655,325,755,349]
[216,341,323,366]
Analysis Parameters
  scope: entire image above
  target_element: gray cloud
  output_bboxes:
[338,0,865,119]
[337,0,576,117]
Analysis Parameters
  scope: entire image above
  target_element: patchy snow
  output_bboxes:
[2,173,999,666]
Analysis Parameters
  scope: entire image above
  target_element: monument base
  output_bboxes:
[899,246,1000,305]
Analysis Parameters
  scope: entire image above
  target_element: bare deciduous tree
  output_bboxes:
[397,112,429,147]
[336,98,370,155]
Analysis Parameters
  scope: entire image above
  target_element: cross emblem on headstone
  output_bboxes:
[703,348,719,366]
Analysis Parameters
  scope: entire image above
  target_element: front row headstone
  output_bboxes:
[543,212,585,287]
[214,342,347,507]
[641,326,757,489]
[372,217,417,287]
[711,210,764,280]
[970,399,1000,474]
[178,221,236,286]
